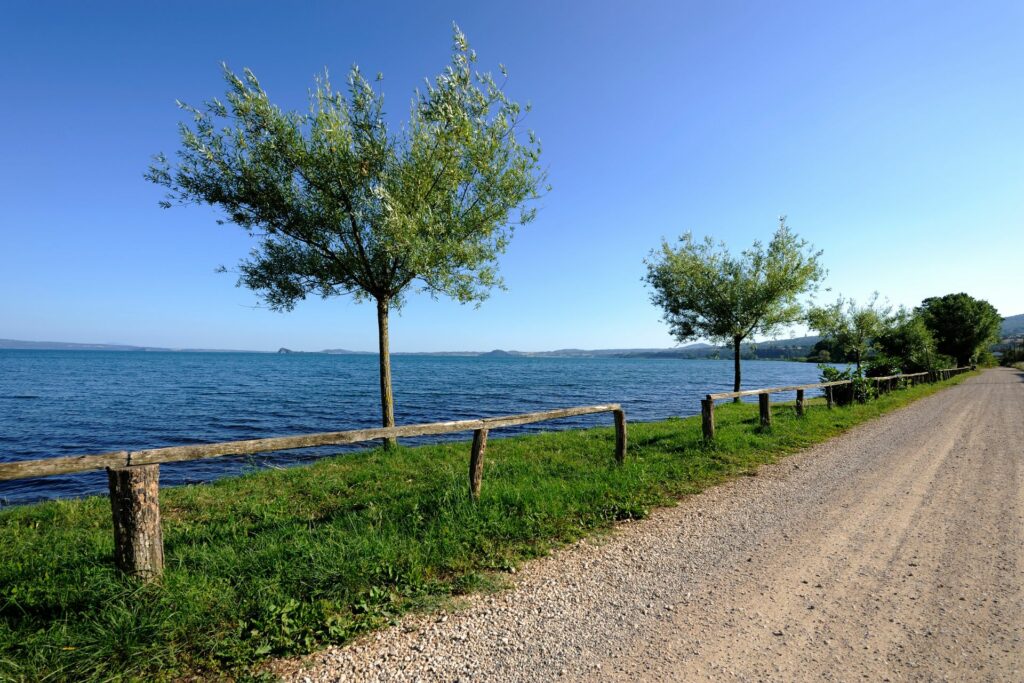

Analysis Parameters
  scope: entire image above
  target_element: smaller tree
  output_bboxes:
[644,219,825,400]
[807,294,890,373]
[874,307,937,373]
[917,293,1002,366]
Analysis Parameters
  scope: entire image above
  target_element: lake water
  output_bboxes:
[0,351,830,505]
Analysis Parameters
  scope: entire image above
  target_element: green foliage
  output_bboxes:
[0,374,970,682]
[148,26,542,310]
[146,26,545,431]
[917,293,1002,366]
[807,293,890,371]
[873,307,940,373]
[975,349,998,367]
[644,218,825,391]
[818,364,876,404]
[809,338,846,363]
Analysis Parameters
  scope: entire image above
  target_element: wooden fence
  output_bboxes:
[0,404,627,582]
[700,366,972,440]
[1,364,975,582]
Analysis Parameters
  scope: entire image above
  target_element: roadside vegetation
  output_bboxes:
[807,292,1001,378]
[0,373,972,682]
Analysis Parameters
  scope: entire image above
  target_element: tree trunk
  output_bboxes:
[376,297,397,448]
[732,336,742,403]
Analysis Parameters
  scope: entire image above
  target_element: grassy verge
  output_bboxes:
[0,373,972,681]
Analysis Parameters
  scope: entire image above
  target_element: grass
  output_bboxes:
[0,373,972,681]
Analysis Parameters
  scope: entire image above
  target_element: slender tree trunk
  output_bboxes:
[733,336,742,403]
[376,297,397,448]
[855,350,862,374]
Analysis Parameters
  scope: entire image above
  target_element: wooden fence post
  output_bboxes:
[107,464,163,582]
[826,385,834,410]
[795,389,805,417]
[613,409,627,462]
[701,398,715,441]
[758,393,772,427]
[469,429,488,500]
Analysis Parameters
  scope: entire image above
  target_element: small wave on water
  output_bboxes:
[0,350,832,505]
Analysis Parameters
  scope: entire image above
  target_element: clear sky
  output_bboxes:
[1,1,1021,352]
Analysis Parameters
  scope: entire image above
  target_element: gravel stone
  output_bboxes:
[274,368,1023,682]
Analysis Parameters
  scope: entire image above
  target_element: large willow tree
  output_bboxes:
[645,220,825,400]
[148,28,545,443]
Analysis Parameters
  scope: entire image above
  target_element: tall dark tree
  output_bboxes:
[147,28,545,444]
[644,219,825,400]
[917,293,1001,366]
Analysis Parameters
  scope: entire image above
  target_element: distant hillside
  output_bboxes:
[0,339,260,353]
[1,336,826,359]
[0,339,153,351]
[1002,314,1024,338]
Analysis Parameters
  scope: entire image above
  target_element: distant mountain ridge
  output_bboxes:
[0,337,820,360]
[3,316,1019,355]
[1002,313,1024,338]
[0,339,258,353]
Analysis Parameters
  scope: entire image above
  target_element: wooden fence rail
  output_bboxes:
[1,403,627,581]
[700,367,971,441]
[1,363,975,583]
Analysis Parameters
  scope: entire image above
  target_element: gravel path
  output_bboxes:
[276,368,1023,682]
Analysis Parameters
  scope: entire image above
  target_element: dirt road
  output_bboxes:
[282,368,1023,682]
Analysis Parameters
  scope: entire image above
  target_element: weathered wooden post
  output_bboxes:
[826,385,834,410]
[107,464,163,582]
[701,397,715,441]
[795,389,805,417]
[613,409,627,462]
[758,393,772,427]
[469,428,488,500]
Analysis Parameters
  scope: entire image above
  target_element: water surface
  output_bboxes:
[0,351,829,505]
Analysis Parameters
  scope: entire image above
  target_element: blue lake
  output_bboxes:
[0,350,830,505]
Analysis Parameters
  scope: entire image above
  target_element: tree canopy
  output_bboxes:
[147,27,545,440]
[644,219,825,396]
[873,307,939,373]
[917,293,1001,366]
[807,294,890,372]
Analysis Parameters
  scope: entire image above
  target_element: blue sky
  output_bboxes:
[1,1,1021,352]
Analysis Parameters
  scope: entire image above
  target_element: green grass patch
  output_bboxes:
[0,373,972,681]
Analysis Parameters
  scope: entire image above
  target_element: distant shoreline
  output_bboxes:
[1,338,821,361]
